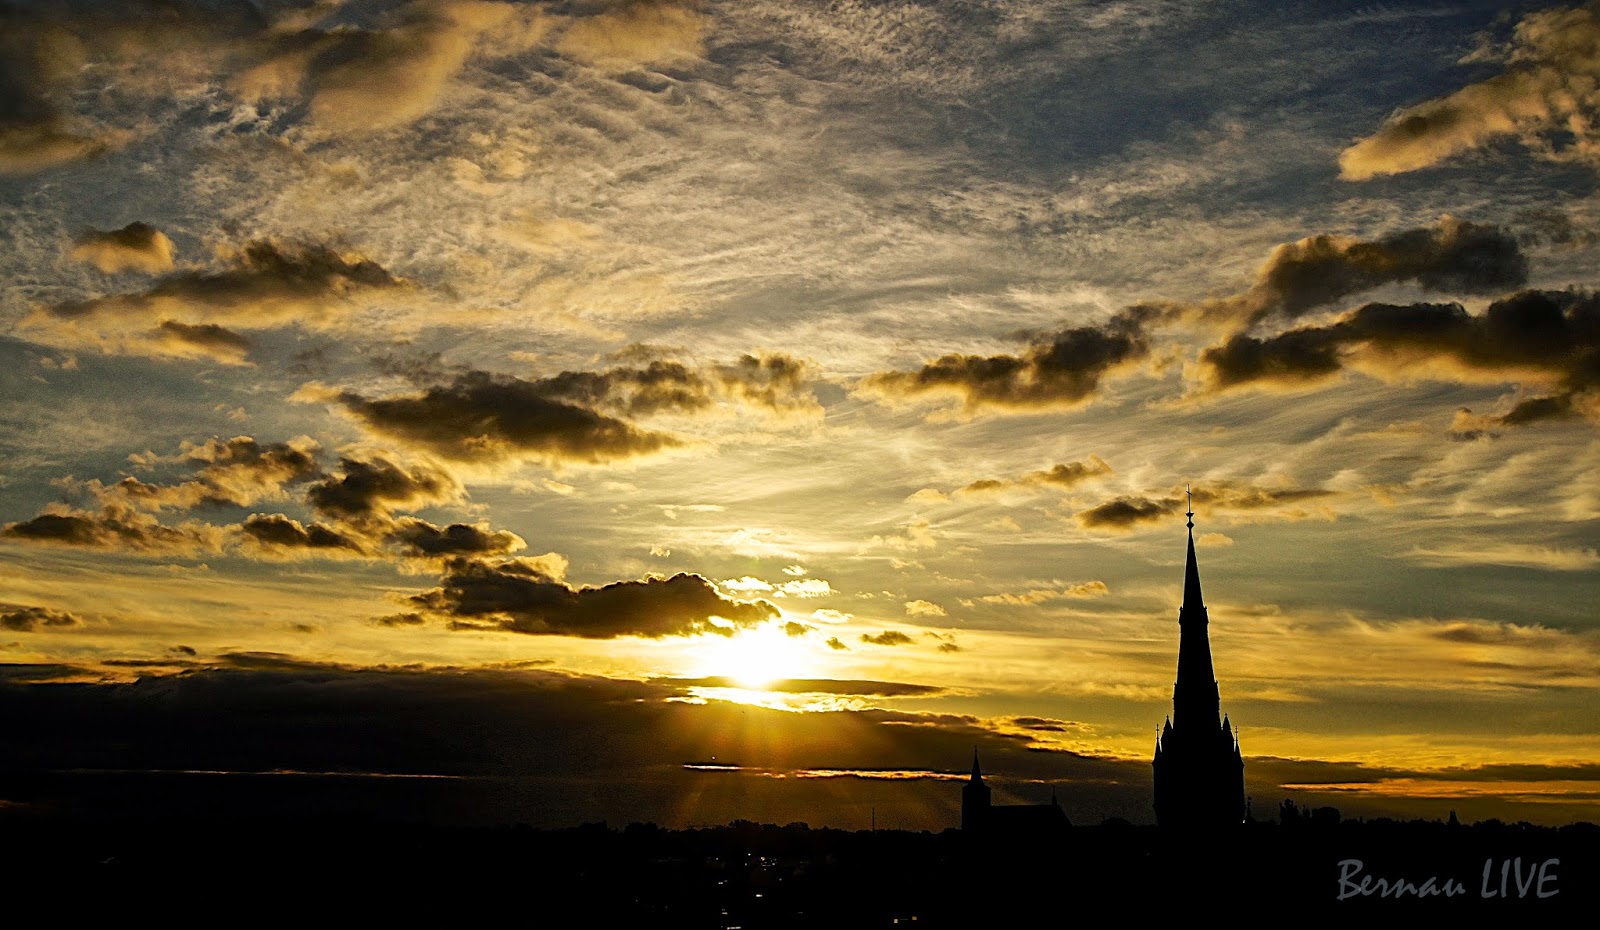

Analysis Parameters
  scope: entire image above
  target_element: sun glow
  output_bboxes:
[689,620,819,688]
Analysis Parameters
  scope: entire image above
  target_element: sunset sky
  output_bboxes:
[3,0,1599,830]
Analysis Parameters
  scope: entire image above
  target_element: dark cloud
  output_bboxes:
[537,360,716,416]
[238,513,368,557]
[305,453,460,519]
[861,631,914,646]
[1009,716,1076,732]
[374,612,428,627]
[709,353,819,416]
[1242,218,1527,323]
[386,517,525,560]
[70,221,176,274]
[782,621,813,637]
[825,637,848,651]
[29,241,401,360]
[1499,393,1577,427]
[2,436,535,568]
[1077,496,1175,530]
[0,661,1151,828]
[0,503,227,555]
[495,352,817,420]
[328,371,683,466]
[320,352,819,467]
[0,604,84,632]
[154,321,253,362]
[1078,483,1335,530]
[6,660,1573,828]
[411,557,777,639]
[861,307,1154,413]
[1197,328,1344,390]
[1198,290,1600,422]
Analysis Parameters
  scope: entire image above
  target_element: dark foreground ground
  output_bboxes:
[0,790,1593,925]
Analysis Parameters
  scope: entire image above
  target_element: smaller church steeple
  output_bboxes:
[962,746,991,832]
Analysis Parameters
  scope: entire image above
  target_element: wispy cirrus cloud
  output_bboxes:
[1405,542,1600,571]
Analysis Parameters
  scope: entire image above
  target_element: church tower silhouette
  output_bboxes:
[1152,490,1245,829]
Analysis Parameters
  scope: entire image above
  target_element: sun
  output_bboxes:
[689,620,817,689]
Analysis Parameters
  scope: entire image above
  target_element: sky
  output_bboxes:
[2,0,1599,831]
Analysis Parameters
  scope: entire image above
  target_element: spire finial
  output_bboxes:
[1186,483,1194,530]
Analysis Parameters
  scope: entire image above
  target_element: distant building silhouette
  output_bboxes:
[960,749,1070,839]
[1152,493,1245,829]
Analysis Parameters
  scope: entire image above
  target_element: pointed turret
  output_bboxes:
[970,747,982,780]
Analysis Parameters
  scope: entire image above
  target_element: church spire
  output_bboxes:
[970,747,982,781]
[1154,490,1245,830]
[1183,485,1204,611]
[1172,488,1218,730]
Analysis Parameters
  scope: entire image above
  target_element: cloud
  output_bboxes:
[304,354,817,466]
[68,436,322,514]
[410,557,777,639]
[525,352,820,420]
[28,240,401,361]
[1076,496,1176,530]
[861,630,914,646]
[555,1,706,67]
[825,637,848,650]
[385,517,526,560]
[237,513,370,558]
[859,307,1155,414]
[1196,290,1600,421]
[327,372,682,467]
[958,456,1112,495]
[240,0,552,132]
[0,10,121,174]
[152,321,253,364]
[305,453,461,519]
[0,661,1162,828]
[977,582,1109,605]
[1339,6,1600,178]
[0,107,110,174]
[1,502,229,556]
[3,438,524,566]
[903,599,946,617]
[1235,218,1527,324]
[1405,543,1600,572]
[69,222,176,275]
[1077,482,1336,530]
[775,578,834,598]
[0,604,84,632]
